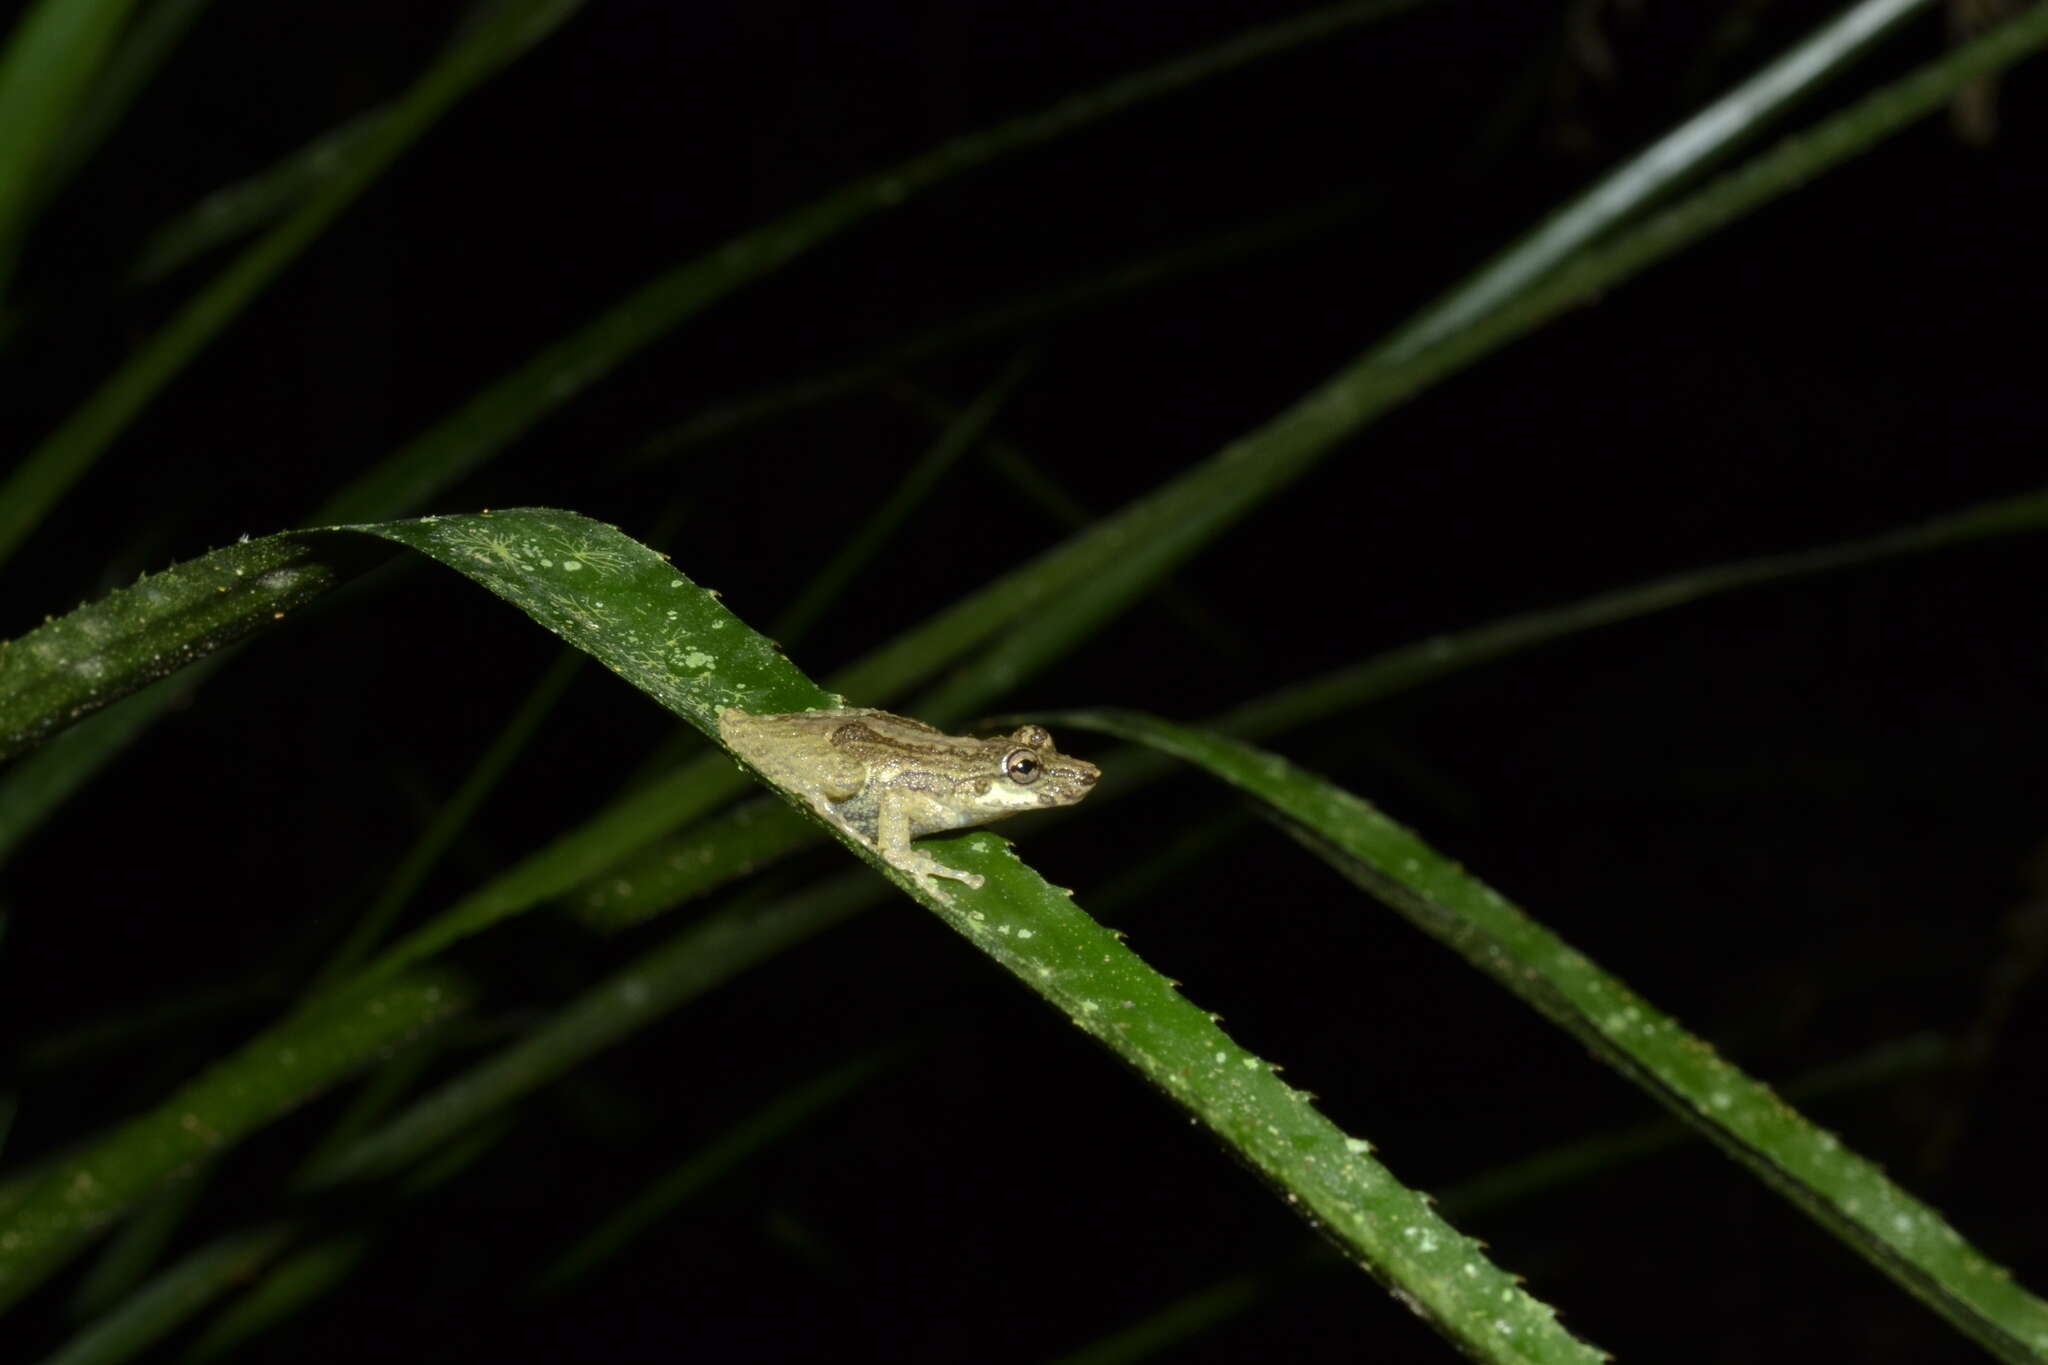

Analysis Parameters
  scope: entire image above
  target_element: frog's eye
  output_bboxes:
[1003,749,1043,785]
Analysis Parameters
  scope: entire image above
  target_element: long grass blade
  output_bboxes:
[0,0,588,567]
[29,1226,290,1365]
[317,0,1431,523]
[1055,709,2048,1362]
[0,0,139,297]
[1386,0,1932,361]
[532,1048,899,1293]
[32,0,215,231]
[0,971,464,1313]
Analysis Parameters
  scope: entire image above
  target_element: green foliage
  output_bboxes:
[4,2,2048,1361]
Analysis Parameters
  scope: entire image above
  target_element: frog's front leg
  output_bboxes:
[873,790,984,902]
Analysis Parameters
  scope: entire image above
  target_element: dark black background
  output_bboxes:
[4,0,2046,1360]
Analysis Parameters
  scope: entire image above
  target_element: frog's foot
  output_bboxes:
[889,847,983,903]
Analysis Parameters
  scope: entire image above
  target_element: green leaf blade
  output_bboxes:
[0,970,466,1314]
[0,0,140,295]
[0,534,386,764]
[1058,709,2048,1362]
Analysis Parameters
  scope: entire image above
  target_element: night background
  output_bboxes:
[3,0,2046,1360]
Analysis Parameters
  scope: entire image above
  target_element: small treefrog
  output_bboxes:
[716,707,1099,902]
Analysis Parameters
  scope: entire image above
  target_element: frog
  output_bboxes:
[716,706,1099,902]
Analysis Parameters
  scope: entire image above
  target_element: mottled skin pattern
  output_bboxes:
[718,707,1099,901]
